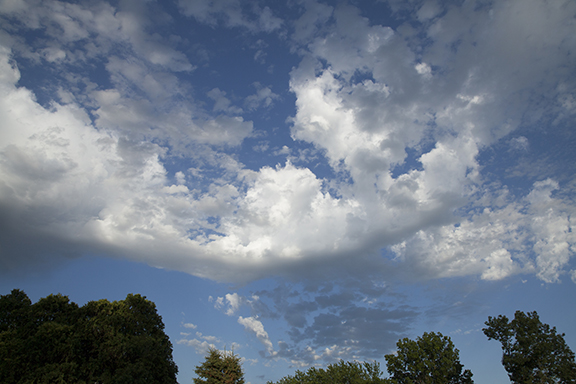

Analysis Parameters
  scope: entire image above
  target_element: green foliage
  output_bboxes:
[194,347,245,384]
[483,310,576,384]
[384,332,473,384]
[267,360,390,384]
[0,289,178,384]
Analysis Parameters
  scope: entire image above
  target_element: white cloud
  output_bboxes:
[528,180,576,283]
[509,136,529,152]
[93,79,253,149]
[417,1,441,21]
[177,324,231,355]
[238,316,274,354]
[0,0,574,287]
[481,249,516,281]
[177,337,217,355]
[391,179,575,282]
[285,0,576,283]
[225,293,242,315]
[214,293,243,316]
[1,0,194,71]
[208,88,243,115]
[415,62,432,78]
[244,83,280,111]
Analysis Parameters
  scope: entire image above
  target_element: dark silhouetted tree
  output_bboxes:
[0,289,178,384]
[483,310,576,384]
[267,360,390,384]
[385,331,474,384]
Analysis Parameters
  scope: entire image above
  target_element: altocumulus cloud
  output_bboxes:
[1,0,576,368]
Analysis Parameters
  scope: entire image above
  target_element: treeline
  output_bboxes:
[2,289,575,384]
[263,332,471,384]
[194,311,576,384]
[0,289,178,384]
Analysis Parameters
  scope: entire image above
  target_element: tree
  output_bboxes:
[194,347,245,384]
[483,310,576,384]
[0,288,31,332]
[267,360,390,384]
[384,332,474,384]
[79,293,179,383]
[0,289,178,384]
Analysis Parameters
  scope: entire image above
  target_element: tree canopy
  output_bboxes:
[266,360,389,384]
[194,347,245,384]
[0,289,178,384]
[384,331,474,384]
[483,310,576,384]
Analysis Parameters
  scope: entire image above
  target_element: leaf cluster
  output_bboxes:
[0,289,178,384]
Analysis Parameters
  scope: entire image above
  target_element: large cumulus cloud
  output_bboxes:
[0,0,575,286]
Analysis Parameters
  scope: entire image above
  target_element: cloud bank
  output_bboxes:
[0,0,575,287]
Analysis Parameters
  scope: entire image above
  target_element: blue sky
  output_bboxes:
[0,0,575,383]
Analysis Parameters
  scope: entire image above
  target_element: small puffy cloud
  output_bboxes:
[41,47,66,62]
[177,324,226,355]
[244,83,280,111]
[177,337,217,355]
[481,249,516,281]
[258,6,283,33]
[207,88,243,115]
[415,62,432,79]
[225,293,242,315]
[175,171,186,185]
[214,293,243,316]
[417,1,441,21]
[509,136,529,152]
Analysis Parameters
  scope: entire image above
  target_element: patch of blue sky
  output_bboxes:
[389,146,425,178]
[176,24,293,91]
[353,0,405,30]
[14,59,109,111]
[476,125,575,200]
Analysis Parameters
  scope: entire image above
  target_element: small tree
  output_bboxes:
[194,347,245,384]
[483,310,576,384]
[385,331,474,384]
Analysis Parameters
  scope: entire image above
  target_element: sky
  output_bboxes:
[0,0,575,382]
